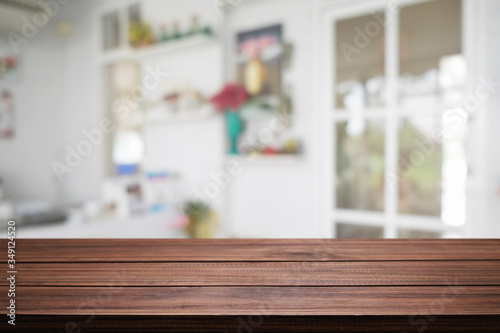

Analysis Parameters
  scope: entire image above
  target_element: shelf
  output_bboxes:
[118,104,219,127]
[143,112,219,126]
[225,154,304,166]
[122,112,219,127]
[100,35,218,64]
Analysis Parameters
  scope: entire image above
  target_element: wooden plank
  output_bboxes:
[7,239,500,262]
[13,286,500,316]
[11,315,500,332]
[10,260,500,287]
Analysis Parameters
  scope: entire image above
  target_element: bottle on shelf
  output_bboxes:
[159,24,169,42]
[172,21,181,39]
[187,15,201,36]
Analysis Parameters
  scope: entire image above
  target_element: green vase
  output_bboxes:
[225,110,242,155]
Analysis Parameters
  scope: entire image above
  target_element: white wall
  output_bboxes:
[0,21,66,202]
[484,0,500,237]
[223,0,320,237]
[57,0,102,203]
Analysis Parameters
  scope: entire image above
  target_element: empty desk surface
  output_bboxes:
[3,239,500,332]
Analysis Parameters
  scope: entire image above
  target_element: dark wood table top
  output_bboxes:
[3,239,500,332]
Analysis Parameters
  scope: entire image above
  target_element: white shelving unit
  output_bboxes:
[96,1,226,229]
[100,34,218,65]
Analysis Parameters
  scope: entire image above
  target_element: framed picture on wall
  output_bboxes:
[0,90,14,139]
[0,38,21,83]
[236,24,283,100]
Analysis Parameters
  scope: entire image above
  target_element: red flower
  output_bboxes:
[5,56,17,69]
[209,83,248,112]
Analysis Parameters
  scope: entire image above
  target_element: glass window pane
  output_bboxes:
[336,121,385,211]
[398,112,467,222]
[337,223,384,239]
[398,229,441,238]
[335,13,385,109]
[399,0,463,104]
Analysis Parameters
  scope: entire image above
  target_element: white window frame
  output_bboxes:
[314,0,486,238]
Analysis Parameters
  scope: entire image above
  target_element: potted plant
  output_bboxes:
[182,200,219,238]
[210,83,248,154]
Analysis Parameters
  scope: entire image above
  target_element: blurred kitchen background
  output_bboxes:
[0,0,499,238]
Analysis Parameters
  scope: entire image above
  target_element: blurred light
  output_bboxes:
[439,54,467,89]
[346,117,366,137]
[442,159,467,226]
[112,130,144,165]
[112,62,139,93]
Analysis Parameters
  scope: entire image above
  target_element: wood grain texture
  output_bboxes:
[6,239,500,262]
[9,260,500,286]
[12,286,500,315]
[2,239,500,331]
